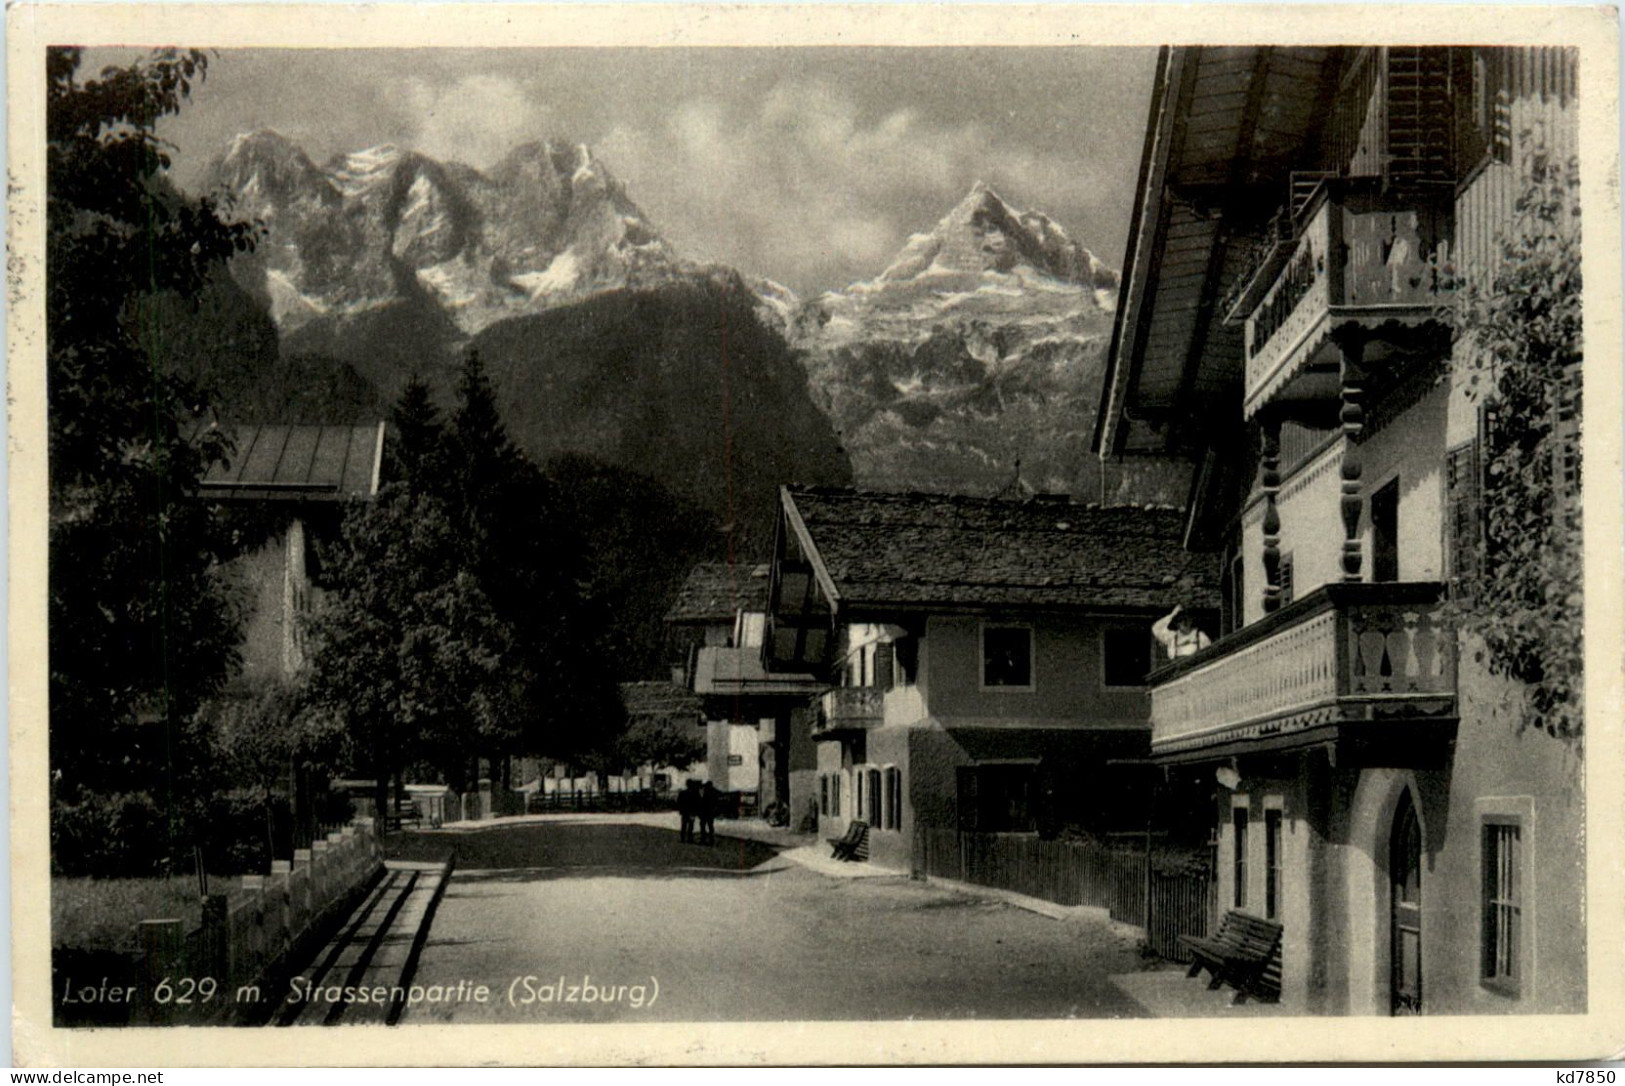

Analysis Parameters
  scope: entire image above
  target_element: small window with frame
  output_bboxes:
[981,624,1034,690]
[1481,818,1524,996]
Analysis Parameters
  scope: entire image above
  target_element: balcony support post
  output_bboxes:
[1337,332,1368,582]
[1260,410,1284,613]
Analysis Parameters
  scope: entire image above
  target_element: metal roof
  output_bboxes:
[199,423,385,503]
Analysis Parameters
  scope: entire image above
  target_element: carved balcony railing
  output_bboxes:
[813,686,885,737]
[1149,582,1455,760]
[1241,183,1454,420]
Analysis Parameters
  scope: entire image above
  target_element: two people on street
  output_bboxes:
[678,780,719,845]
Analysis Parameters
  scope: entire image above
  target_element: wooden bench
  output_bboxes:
[828,820,870,862]
[1178,910,1283,1004]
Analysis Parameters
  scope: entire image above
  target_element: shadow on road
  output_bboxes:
[383,821,781,880]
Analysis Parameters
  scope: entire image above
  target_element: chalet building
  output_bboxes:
[763,485,1216,871]
[199,422,386,684]
[665,561,822,819]
[1095,46,1581,1014]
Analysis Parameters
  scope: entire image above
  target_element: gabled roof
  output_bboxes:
[781,486,1218,613]
[199,422,385,503]
[665,562,771,624]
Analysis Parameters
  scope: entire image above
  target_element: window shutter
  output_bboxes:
[1447,430,1484,590]
[874,642,895,690]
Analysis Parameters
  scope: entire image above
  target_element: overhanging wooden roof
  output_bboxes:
[199,422,385,503]
[1096,46,1337,459]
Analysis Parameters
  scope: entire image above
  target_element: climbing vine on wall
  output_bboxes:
[1447,146,1583,745]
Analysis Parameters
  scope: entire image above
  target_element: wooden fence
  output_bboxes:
[54,820,384,1026]
[527,788,675,814]
[914,827,1210,962]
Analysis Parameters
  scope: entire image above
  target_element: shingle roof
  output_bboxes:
[784,486,1219,612]
[619,681,703,721]
[665,562,771,624]
[199,423,385,503]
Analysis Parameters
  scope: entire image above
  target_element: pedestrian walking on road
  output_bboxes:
[699,782,718,846]
[678,780,699,843]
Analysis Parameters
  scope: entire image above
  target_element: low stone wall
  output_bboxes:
[56,820,384,1026]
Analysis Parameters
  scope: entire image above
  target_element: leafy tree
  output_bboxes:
[304,488,510,812]
[1447,147,1583,745]
[612,715,706,774]
[203,678,346,861]
[46,47,258,868]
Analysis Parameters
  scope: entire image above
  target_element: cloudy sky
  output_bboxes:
[113,47,1156,295]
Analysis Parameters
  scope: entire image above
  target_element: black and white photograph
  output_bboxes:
[8,2,1622,1066]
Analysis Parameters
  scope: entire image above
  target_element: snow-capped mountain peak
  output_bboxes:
[871,181,1118,292]
[209,131,683,339]
[788,184,1123,497]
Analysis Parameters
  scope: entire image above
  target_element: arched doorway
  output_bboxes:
[1390,790,1423,1014]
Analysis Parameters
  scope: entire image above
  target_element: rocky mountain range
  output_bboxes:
[784,182,1126,495]
[204,130,1184,506]
[205,130,847,544]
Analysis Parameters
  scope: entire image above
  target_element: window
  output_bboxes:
[820,775,829,816]
[1265,808,1283,920]
[831,774,841,817]
[1103,626,1154,688]
[1371,478,1400,583]
[868,768,882,828]
[856,769,866,819]
[958,764,1037,833]
[1278,553,1295,608]
[1482,821,1522,993]
[884,768,903,831]
[982,625,1034,689]
[1233,806,1250,910]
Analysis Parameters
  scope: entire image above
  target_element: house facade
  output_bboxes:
[199,422,387,685]
[1095,46,1582,1014]
[764,486,1216,871]
[665,561,822,818]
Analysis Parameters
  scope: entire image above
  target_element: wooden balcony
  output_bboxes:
[1241,183,1453,420]
[813,686,884,738]
[1150,583,1456,762]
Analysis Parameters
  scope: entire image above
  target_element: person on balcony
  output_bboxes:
[1153,605,1212,661]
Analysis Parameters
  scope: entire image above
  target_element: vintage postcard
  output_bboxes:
[7,2,1623,1067]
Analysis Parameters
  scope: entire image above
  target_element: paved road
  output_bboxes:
[387,819,1150,1022]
